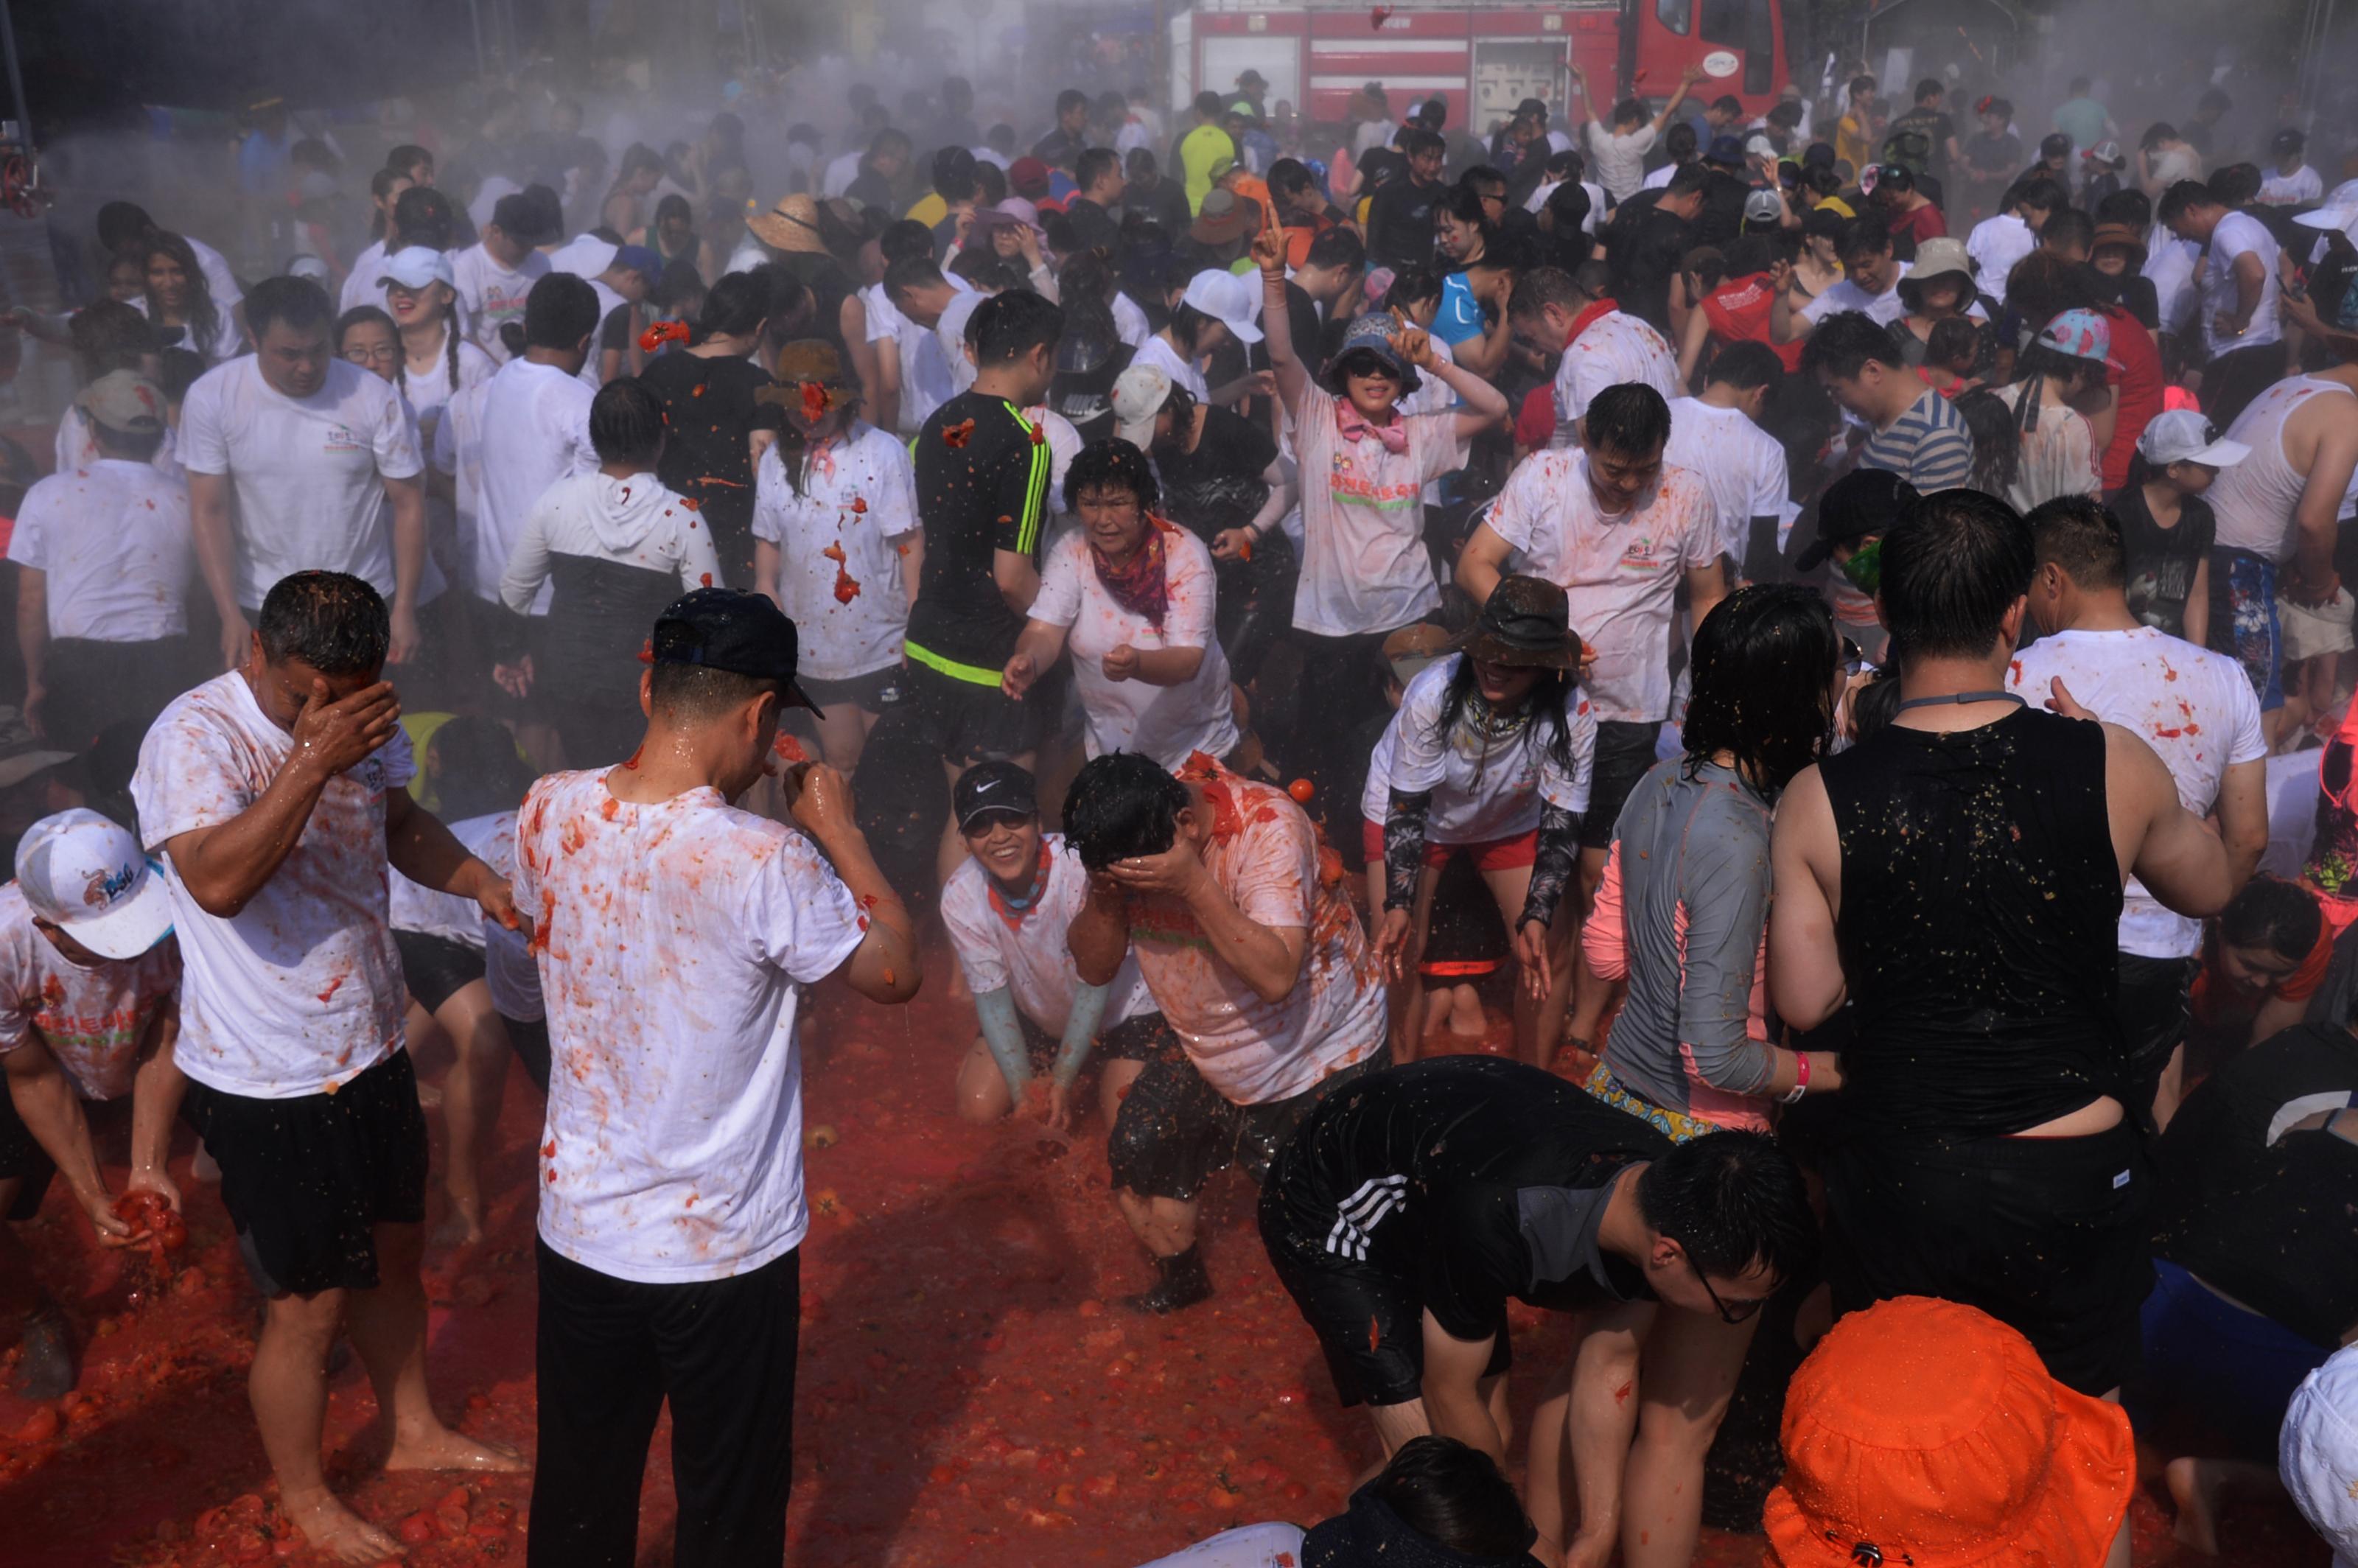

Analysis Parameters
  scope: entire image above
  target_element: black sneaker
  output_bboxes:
[1120,1246,1212,1315]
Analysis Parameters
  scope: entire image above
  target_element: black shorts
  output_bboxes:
[0,1077,56,1218]
[1578,720,1663,851]
[505,1015,551,1095]
[1259,1173,1512,1407]
[1824,1117,2149,1396]
[182,1049,430,1298]
[2116,953,2197,1133]
[798,665,900,713]
[394,928,488,1013]
[1107,1040,1387,1202]
[900,658,1058,767]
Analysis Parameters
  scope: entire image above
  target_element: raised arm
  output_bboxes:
[1068,871,1133,987]
[1108,837,1306,1004]
[786,764,922,1004]
[1650,64,1707,136]
[1253,211,1312,411]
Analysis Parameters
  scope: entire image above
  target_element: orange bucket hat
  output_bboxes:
[1764,1297,2134,1568]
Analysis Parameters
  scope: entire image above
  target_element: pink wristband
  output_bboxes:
[1783,1051,1811,1105]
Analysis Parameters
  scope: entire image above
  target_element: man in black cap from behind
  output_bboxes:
[515,587,920,1568]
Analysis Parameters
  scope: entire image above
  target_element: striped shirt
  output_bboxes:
[1861,385,1975,491]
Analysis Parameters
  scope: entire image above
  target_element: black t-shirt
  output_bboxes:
[1130,178,1194,244]
[1605,193,1692,334]
[2107,482,2215,639]
[1365,177,1441,273]
[1265,1056,1668,1341]
[1962,130,2023,184]
[906,391,1052,670]
[1886,108,1956,181]
[1063,197,1120,255]
[1357,148,1408,195]
[1157,404,1278,542]
[598,302,633,357]
[638,350,783,578]
[2151,1023,2358,1347]
[2093,270,2161,331]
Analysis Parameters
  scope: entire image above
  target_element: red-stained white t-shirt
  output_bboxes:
[940,833,1155,1035]
[1483,450,1719,724]
[132,671,415,1099]
[513,770,865,1284]
[1551,307,1680,437]
[0,885,180,1101]
[1124,766,1383,1103]
[1290,391,1466,638]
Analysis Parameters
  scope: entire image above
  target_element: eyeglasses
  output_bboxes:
[343,343,400,366]
[1682,1244,1768,1325]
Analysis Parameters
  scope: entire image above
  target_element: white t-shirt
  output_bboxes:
[579,278,628,388]
[339,237,390,318]
[1802,262,1911,328]
[2144,235,2203,339]
[500,469,721,615]
[1966,212,2035,301]
[433,374,494,600]
[1129,334,1210,402]
[451,242,551,364]
[822,149,865,198]
[939,833,1152,1034]
[399,335,497,449]
[178,356,424,612]
[1360,654,1595,841]
[2007,626,2266,959]
[1124,767,1383,1103]
[1291,391,1466,637]
[475,358,597,611]
[0,885,180,1102]
[1663,397,1791,567]
[937,290,985,395]
[7,460,194,640]
[1029,522,1239,767]
[2202,210,2282,355]
[1484,449,1719,723]
[862,283,956,434]
[1641,161,1680,192]
[750,423,920,681]
[388,810,540,1019]
[1553,309,1681,433]
[2260,165,2323,206]
[1113,292,1152,349]
[1584,122,1658,201]
[132,672,416,1099]
[185,234,244,311]
[514,770,866,1284]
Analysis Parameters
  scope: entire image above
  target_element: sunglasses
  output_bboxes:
[1683,1244,1768,1325]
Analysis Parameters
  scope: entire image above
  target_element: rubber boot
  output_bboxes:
[1122,1245,1212,1315]
[10,1301,77,1401]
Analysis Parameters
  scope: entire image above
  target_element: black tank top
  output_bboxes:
[1818,706,2124,1137]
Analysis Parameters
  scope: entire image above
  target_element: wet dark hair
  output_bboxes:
[1665,163,1712,199]
[1953,386,2023,498]
[142,232,225,359]
[156,346,206,405]
[2208,161,2264,208]
[2096,188,2152,229]
[1062,437,1161,513]
[258,570,389,675]
[654,192,695,231]
[2219,875,2323,962]
[973,290,1063,365]
[1664,122,1699,161]
[2026,494,2125,590]
[1386,265,1444,311]
[1509,264,1587,322]
[94,201,155,255]
[521,272,600,354]
[1684,585,1837,794]
[1879,486,2034,664]
[1427,654,1581,780]
[69,300,157,379]
[879,219,937,267]
[1706,339,1784,391]
[648,662,785,725]
[391,186,457,251]
[1076,147,1122,192]
[2157,180,2214,226]
[1063,752,1191,870]
[1800,309,1902,380]
[1836,213,1894,262]
[1306,225,1366,273]
[1635,1127,1818,1288]
[2043,207,2096,256]
[1584,382,1671,458]
[245,272,332,345]
[429,716,537,823]
[694,269,772,341]
[334,304,399,382]
[589,377,667,466]
[1925,315,1980,374]
[1371,1438,1535,1558]
[651,259,706,315]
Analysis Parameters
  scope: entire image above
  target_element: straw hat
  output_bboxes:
[747,192,831,256]
[1764,1297,2135,1568]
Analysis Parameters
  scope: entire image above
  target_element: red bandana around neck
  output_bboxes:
[1564,297,1621,347]
[1091,514,1178,629]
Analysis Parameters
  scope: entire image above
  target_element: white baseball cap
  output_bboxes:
[2138,407,2250,469]
[1180,268,1262,343]
[2283,1344,2358,1568]
[1112,363,1175,450]
[379,245,455,291]
[14,809,173,960]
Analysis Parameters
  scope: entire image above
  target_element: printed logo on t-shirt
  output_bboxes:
[323,423,367,454]
[1329,452,1419,511]
[1618,535,1666,571]
[354,756,388,794]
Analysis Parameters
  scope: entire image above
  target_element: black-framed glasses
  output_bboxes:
[1684,1246,1768,1324]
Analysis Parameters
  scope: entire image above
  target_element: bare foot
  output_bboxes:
[2166,1456,2222,1555]
[284,1491,405,1563]
[386,1424,528,1474]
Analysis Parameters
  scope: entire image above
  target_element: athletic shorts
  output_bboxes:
[1580,721,1664,850]
[2210,548,2284,713]
[900,657,1058,767]
[393,928,488,1014]
[504,1015,551,1095]
[1259,1142,1511,1407]
[1824,1117,2149,1396]
[1360,820,1538,872]
[998,1009,1180,1074]
[0,1077,56,1218]
[798,665,900,713]
[2125,1257,2330,1461]
[1107,1042,1388,1202]
[182,1049,430,1298]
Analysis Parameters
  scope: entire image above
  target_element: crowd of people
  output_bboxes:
[6,50,2358,1568]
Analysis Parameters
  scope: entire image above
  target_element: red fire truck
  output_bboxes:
[1168,0,1797,136]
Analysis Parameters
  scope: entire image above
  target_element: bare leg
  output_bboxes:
[955,1036,1018,1123]
[1556,1301,1656,1568]
[1535,910,1581,1068]
[252,1286,402,1564]
[2166,1456,2283,1555]
[1444,984,1488,1039]
[812,701,871,778]
[1525,1361,1576,1555]
[346,1222,524,1476]
[1477,863,1539,1063]
[1620,1306,1760,1568]
[1113,1190,1198,1258]
[1097,1059,1144,1128]
[1560,849,1614,1060]
[433,982,511,1250]
[1367,1398,1433,1469]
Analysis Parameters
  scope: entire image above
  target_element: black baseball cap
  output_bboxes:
[2039,132,2074,160]
[649,588,822,713]
[954,760,1038,830]
[1794,469,1920,572]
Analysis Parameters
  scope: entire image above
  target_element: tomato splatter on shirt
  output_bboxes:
[942,419,977,449]
[823,540,861,603]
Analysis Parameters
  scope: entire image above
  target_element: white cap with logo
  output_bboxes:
[15,808,174,959]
